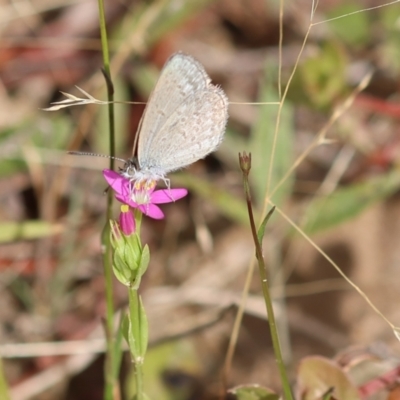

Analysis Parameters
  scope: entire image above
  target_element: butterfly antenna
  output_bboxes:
[68,151,127,163]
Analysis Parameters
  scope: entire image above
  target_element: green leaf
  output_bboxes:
[172,172,251,225]
[141,0,217,48]
[322,388,335,400]
[140,244,150,275]
[299,42,347,109]
[128,0,219,96]
[375,6,400,76]
[112,261,131,286]
[112,313,125,381]
[0,221,63,243]
[0,359,10,400]
[249,63,294,208]
[303,170,400,235]
[379,36,400,74]
[257,207,276,246]
[229,384,280,400]
[137,295,148,358]
[124,340,199,400]
[113,244,134,285]
[128,243,150,290]
[0,114,72,178]
[121,313,130,345]
[328,3,370,47]
[127,289,148,362]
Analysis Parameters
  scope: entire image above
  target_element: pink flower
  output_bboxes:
[103,170,188,220]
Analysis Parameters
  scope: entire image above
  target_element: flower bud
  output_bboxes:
[110,220,149,288]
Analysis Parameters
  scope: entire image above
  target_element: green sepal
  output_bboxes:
[110,220,146,286]
[130,244,150,290]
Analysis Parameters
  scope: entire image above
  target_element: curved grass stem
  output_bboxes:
[239,152,293,400]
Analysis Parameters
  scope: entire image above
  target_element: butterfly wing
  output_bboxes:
[137,53,228,174]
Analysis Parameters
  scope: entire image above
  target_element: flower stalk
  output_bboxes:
[106,174,187,399]
[110,210,150,400]
[97,0,118,398]
[239,152,293,400]
[125,288,148,400]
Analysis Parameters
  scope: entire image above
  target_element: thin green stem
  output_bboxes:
[239,153,293,400]
[101,225,117,400]
[98,0,116,166]
[98,1,118,399]
[129,289,144,400]
[134,361,144,400]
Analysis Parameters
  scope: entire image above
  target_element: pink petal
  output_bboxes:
[119,208,135,235]
[139,204,164,219]
[103,170,129,196]
[150,188,188,204]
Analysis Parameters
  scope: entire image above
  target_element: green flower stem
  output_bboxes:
[101,225,117,400]
[98,0,118,399]
[129,288,145,400]
[239,152,293,400]
[134,360,144,400]
[97,0,115,169]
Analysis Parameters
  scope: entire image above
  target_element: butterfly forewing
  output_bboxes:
[136,53,228,174]
[141,86,228,173]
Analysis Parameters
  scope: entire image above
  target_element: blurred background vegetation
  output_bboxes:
[1,0,400,399]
